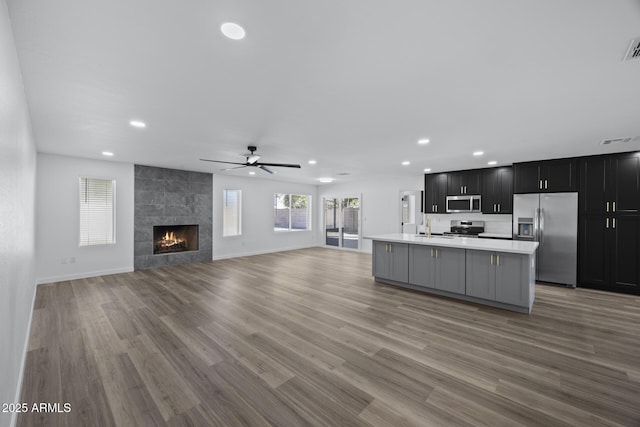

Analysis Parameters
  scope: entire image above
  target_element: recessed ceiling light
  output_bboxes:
[318,177,334,183]
[249,171,256,175]
[488,160,497,165]
[402,161,410,166]
[221,22,245,40]
[102,151,114,157]
[473,151,484,156]
[418,139,430,145]
[129,120,146,128]
[308,160,317,165]
[424,168,431,172]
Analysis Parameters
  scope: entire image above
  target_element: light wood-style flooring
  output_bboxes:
[18,247,640,426]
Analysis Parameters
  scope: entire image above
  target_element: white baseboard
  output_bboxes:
[212,245,318,260]
[10,281,37,427]
[35,266,134,285]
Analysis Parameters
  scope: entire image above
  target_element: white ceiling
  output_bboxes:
[7,0,640,184]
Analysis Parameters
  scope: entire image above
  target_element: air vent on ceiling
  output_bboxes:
[623,38,640,61]
[336,172,351,176]
[601,137,635,145]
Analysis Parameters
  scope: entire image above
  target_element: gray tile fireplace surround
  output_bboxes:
[134,165,212,270]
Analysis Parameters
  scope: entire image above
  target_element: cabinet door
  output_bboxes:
[513,162,540,194]
[465,250,495,300]
[389,243,409,283]
[425,174,447,213]
[409,245,435,288]
[495,252,528,306]
[497,167,513,213]
[611,215,640,289]
[612,153,640,214]
[434,247,466,294]
[579,156,609,215]
[481,168,499,214]
[447,172,464,196]
[543,158,577,192]
[373,241,390,279]
[578,216,609,287]
[464,170,481,195]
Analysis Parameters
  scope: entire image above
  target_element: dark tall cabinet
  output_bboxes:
[482,167,513,214]
[578,152,640,293]
[424,173,447,213]
[514,158,577,194]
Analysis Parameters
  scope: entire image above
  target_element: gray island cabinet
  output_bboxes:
[368,234,538,313]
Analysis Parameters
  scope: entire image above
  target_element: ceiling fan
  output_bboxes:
[200,145,301,174]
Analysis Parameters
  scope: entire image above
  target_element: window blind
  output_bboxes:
[79,178,115,246]
[223,189,241,236]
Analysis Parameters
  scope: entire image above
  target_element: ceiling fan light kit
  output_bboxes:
[200,146,301,174]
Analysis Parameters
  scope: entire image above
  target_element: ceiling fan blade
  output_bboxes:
[256,162,301,168]
[259,165,275,174]
[221,165,248,171]
[200,159,247,166]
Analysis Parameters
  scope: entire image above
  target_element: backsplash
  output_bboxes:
[419,213,512,235]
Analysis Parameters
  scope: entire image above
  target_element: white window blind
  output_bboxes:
[223,189,241,236]
[79,178,115,246]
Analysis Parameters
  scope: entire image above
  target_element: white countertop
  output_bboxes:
[365,233,538,255]
[478,232,513,239]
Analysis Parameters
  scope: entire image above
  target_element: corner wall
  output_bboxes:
[36,154,134,284]
[212,175,319,259]
[0,1,37,426]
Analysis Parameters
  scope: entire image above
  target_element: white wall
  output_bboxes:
[212,175,318,259]
[0,1,37,426]
[317,176,424,252]
[36,154,134,283]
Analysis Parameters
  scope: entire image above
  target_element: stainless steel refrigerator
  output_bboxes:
[513,193,578,287]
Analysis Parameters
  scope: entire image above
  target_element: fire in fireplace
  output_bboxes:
[153,225,199,255]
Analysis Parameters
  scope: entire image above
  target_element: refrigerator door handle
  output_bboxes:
[540,208,545,247]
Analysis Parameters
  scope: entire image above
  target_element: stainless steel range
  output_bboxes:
[443,220,485,238]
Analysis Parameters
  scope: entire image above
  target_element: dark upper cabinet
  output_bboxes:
[514,158,577,193]
[579,152,640,215]
[579,156,608,215]
[424,173,448,213]
[612,153,640,214]
[447,170,481,196]
[482,167,513,214]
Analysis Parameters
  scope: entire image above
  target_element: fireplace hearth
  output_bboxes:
[153,225,199,255]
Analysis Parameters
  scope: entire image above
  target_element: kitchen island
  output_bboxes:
[365,233,539,313]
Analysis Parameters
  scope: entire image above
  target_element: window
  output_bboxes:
[79,177,115,246]
[223,189,241,236]
[274,193,311,231]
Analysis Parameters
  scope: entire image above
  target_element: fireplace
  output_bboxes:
[153,225,199,255]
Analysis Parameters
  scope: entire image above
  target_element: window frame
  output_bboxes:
[79,177,116,247]
[222,189,242,237]
[273,193,312,232]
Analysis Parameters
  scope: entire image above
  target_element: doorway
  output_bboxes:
[323,196,361,249]
[400,190,422,234]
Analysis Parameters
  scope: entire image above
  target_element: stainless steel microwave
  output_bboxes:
[446,195,482,213]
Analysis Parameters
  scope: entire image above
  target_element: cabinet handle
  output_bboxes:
[606,218,609,228]
[430,248,434,257]
[544,179,548,190]
[436,204,438,212]
[490,254,494,265]
[498,204,501,212]
[436,249,439,258]
[613,218,616,229]
[493,204,496,212]
[539,180,543,190]
[496,254,500,266]
[606,201,609,212]
[613,201,616,212]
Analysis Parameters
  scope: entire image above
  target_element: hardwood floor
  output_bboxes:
[18,247,640,426]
